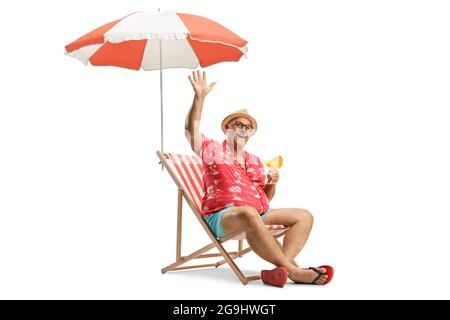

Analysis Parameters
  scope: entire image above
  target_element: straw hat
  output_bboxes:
[221,109,258,134]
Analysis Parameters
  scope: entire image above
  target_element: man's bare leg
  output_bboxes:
[221,206,327,284]
[275,239,299,267]
[263,208,314,262]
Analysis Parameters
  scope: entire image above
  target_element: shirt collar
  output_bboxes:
[222,140,249,161]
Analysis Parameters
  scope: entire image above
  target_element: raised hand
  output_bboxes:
[188,70,216,98]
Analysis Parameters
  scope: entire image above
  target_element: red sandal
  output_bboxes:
[295,265,334,285]
[316,265,334,285]
[261,267,289,288]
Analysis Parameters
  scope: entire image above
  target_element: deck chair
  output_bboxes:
[157,151,290,285]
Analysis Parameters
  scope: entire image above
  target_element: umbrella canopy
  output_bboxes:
[65,10,248,69]
[64,10,248,162]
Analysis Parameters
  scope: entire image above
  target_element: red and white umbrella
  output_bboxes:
[65,10,248,156]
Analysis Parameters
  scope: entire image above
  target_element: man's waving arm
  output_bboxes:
[185,70,216,154]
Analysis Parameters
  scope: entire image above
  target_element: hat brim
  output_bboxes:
[221,113,258,134]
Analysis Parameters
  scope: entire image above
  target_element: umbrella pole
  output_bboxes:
[159,42,164,170]
[159,7,164,170]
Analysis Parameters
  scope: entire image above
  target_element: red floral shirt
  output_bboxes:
[196,134,270,217]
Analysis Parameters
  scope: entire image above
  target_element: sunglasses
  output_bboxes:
[228,121,254,132]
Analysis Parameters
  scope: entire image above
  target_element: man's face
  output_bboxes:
[225,117,254,146]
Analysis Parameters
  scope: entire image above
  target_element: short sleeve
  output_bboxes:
[193,133,215,158]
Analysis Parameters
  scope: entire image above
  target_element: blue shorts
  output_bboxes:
[204,207,272,239]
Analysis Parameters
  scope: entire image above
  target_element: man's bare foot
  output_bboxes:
[288,267,328,285]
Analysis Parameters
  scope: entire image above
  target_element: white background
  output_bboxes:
[1,0,449,299]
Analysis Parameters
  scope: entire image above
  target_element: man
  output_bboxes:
[185,70,332,285]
